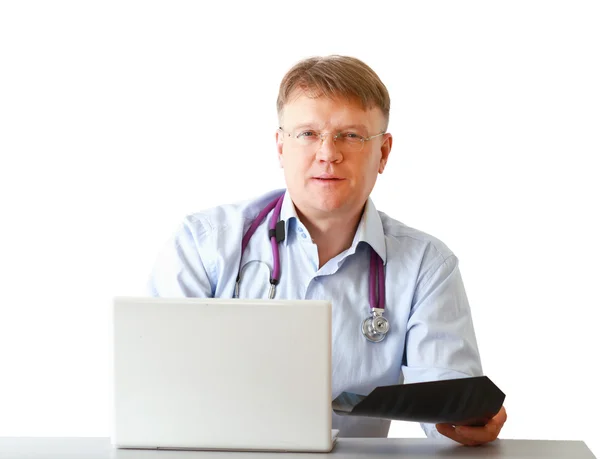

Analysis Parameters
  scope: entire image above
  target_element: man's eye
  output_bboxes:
[298,131,316,137]
[341,132,363,140]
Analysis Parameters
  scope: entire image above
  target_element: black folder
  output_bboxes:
[332,376,505,426]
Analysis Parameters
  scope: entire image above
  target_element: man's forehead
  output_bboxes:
[281,88,382,127]
[284,87,367,112]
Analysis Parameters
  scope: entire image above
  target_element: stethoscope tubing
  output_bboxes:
[234,192,389,342]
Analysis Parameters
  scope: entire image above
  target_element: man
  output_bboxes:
[148,55,507,445]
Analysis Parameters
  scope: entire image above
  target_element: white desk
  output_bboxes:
[0,437,596,459]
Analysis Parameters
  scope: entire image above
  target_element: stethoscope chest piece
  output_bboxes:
[361,308,390,343]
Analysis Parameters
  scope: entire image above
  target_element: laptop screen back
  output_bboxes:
[111,297,333,452]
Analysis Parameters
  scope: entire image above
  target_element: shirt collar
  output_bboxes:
[279,190,300,246]
[348,197,387,265]
[278,190,386,264]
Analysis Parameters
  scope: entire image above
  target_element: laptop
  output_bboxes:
[111,296,338,452]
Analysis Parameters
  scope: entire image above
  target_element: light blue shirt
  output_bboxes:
[148,188,483,438]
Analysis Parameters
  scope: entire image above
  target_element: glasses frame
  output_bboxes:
[278,127,386,153]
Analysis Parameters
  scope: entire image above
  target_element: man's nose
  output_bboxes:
[316,133,342,162]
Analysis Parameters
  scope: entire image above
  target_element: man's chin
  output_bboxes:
[307,196,349,214]
[290,187,353,216]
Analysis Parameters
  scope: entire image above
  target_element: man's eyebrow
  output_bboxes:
[289,123,369,131]
[339,124,369,132]
[291,123,319,130]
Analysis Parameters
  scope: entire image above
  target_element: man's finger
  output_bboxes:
[495,406,508,425]
[436,406,508,446]
[454,423,500,443]
[435,424,481,446]
[453,407,507,443]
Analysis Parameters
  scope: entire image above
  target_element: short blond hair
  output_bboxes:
[277,55,390,129]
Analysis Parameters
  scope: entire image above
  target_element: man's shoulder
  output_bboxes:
[378,210,455,261]
[182,188,286,235]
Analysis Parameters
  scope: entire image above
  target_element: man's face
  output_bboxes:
[276,90,392,220]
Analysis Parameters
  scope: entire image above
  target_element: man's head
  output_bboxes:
[276,55,392,223]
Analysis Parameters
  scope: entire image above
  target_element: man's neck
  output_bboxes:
[296,207,364,269]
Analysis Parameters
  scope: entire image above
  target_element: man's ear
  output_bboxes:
[276,129,285,168]
[378,133,393,174]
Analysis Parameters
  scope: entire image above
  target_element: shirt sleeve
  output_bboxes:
[401,254,483,438]
[146,217,214,298]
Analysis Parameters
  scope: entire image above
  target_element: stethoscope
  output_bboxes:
[233,192,390,343]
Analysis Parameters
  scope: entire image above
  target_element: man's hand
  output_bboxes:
[435,406,507,446]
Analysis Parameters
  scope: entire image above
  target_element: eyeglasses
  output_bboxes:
[278,127,385,154]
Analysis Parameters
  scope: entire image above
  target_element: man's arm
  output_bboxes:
[401,254,484,439]
[147,218,214,298]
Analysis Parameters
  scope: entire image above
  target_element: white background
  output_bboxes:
[1,0,599,455]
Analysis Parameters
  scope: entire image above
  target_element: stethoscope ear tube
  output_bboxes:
[236,191,390,343]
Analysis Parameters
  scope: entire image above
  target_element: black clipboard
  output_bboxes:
[332,376,505,426]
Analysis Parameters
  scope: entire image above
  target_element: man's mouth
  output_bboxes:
[313,175,344,181]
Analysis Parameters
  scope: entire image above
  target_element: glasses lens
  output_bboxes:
[294,130,320,148]
[336,133,364,153]
[291,130,366,153]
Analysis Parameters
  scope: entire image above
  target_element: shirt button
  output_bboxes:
[298,227,304,233]
[301,233,307,239]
